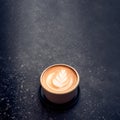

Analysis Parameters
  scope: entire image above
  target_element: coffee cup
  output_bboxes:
[40,64,80,104]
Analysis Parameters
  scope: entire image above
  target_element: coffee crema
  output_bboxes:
[41,64,79,94]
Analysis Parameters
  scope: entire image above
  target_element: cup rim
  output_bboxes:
[40,64,80,95]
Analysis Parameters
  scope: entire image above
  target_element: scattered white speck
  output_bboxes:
[48,56,52,59]
[89,69,92,73]
[28,112,31,114]
[11,116,15,119]
[21,84,23,89]
[23,96,27,99]
[22,80,25,83]
[31,95,34,98]
[103,69,107,72]
[20,90,23,93]
[21,64,24,68]
[17,106,20,109]
[7,99,10,102]
[1,98,5,101]
[3,112,6,115]
[26,88,29,92]
[102,116,106,120]
[6,103,10,107]
[5,106,9,111]
[8,56,11,60]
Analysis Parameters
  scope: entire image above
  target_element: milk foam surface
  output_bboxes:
[41,65,78,94]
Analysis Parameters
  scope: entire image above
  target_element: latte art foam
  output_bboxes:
[41,65,78,94]
[46,69,73,92]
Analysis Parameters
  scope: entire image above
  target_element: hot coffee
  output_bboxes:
[40,64,80,104]
[41,65,78,94]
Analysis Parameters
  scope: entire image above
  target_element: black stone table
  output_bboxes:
[0,0,120,120]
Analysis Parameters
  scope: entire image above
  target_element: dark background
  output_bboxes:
[0,0,120,120]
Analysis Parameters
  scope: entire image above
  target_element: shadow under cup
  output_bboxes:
[40,64,80,107]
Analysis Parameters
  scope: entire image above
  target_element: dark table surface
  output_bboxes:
[0,0,120,120]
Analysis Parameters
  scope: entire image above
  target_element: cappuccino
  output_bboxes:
[40,64,80,104]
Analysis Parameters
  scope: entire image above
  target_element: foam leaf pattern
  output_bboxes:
[53,70,67,87]
[46,69,73,92]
